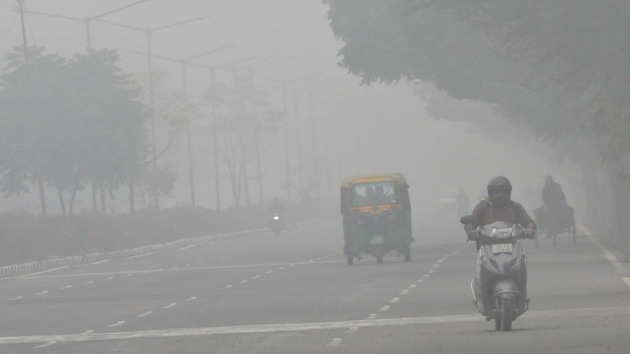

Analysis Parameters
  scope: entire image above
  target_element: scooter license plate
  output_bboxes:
[491,243,513,254]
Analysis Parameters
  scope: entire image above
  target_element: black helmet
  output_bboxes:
[487,176,512,205]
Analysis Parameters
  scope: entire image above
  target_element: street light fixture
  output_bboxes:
[21,0,152,49]
[129,44,234,208]
[96,16,209,208]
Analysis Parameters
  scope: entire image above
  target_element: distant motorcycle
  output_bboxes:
[461,216,531,331]
[269,212,284,235]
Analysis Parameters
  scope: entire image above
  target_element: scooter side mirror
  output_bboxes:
[460,215,476,225]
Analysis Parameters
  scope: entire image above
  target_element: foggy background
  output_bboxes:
[0,0,579,217]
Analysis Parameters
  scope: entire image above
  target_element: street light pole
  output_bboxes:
[97,16,208,208]
[16,0,29,63]
[187,56,260,211]
[130,45,233,208]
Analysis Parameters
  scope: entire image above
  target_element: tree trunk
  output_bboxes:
[581,162,602,233]
[100,186,107,215]
[69,186,77,216]
[129,181,135,214]
[38,179,47,216]
[92,182,98,213]
[56,187,67,216]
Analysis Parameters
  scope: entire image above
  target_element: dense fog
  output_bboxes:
[0,0,580,218]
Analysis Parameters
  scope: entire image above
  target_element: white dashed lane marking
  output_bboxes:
[162,303,177,309]
[34,291,48,296]
[106,321,125,328]
[366,314,377,320]
[33,341,56,349]
[346,327,358,334]
[186,296,197,302]
[8,296,23,301]
[379,305,391,312]
[137,311,153,318]
[327,338,342,347]
[390,297,399,303]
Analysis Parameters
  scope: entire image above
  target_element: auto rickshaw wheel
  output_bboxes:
[403,243,411,262]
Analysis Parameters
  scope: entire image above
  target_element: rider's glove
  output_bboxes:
[466,229,478,240]
[525,229,536,239]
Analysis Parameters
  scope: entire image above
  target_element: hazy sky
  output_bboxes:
[0,1,580,214]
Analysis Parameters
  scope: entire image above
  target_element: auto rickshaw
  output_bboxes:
[340,173,412,265]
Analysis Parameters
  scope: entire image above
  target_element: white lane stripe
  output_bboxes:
[423,274,429,278]
[34,291,49,296]
[428,269,435,274]
[8,296,23,301]
[225,285,233,289]
[327,338,342,347]
[346,327,358,334]
[433,264,440,269]
[240,280,248,284]
[252,275,261,279]
[585,231,628,275]
[4,306,628,345]
[137,311,153,318]
[162,303,177,309]
[380,305,391,312]
[400,290,408,295]
[408,284,417,289]
[417,279,423,283]
[83,281,94,285]
[127,252,157,260]
[18,266,69,278]
[366,314,377,320]
[186,297,197,302]
[91,260,109,265]
[33,341,56,349]
[104,277,114,281]
[390,297,399,303]
[178,245,199,251]
[106,321,125,328]
[60,285,72,290]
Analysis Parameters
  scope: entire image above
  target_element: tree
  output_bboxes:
[325,0,630,246]
[0,47,148,215]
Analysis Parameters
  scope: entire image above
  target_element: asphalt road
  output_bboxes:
[0,211,629,353]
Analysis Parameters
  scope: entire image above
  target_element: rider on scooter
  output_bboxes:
[463,176,537,319]
[464,176,537,247]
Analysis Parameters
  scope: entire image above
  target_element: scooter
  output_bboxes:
[461,216,531,331]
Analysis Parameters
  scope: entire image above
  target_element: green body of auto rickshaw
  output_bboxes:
[341,173,412,265]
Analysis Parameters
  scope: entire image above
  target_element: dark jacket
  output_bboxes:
[465,198,537,232]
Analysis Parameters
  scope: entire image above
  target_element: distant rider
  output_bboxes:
[541,175,566,208]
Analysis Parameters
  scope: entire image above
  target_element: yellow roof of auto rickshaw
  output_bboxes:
[341,173,407,188]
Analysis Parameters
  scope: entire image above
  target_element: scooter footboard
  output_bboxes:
[492,278,520,299]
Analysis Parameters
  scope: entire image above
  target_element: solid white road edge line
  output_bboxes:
[1,306,629,345]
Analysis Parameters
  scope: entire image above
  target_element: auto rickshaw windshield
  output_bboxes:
[351,182,396,207]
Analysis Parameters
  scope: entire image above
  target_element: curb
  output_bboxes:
[0,218,334,278]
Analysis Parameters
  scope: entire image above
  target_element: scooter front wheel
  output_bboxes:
[498,297,513,331]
